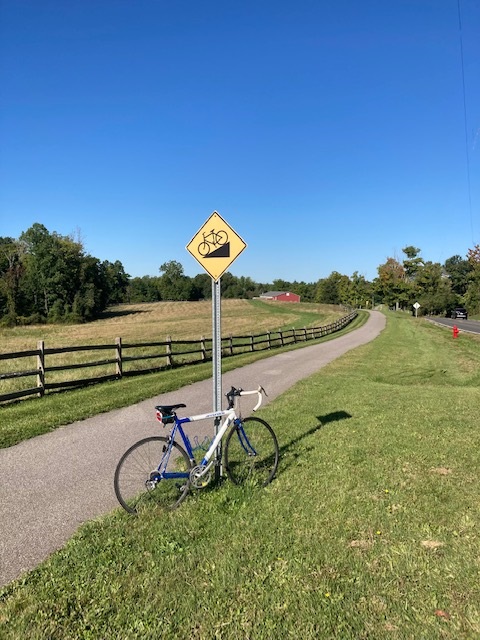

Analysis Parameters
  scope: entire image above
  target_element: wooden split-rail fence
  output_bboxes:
[0,311,357,404]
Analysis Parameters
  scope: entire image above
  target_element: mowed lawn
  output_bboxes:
[1,310,480,639]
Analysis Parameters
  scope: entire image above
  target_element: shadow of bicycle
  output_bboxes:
[277,410,352,474]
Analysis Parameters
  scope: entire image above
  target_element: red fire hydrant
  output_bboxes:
[453,325,459,339]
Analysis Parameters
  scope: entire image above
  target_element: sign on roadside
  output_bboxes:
[186,211,247,479]
[186,211,247,281]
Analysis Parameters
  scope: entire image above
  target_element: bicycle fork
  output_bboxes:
[234,419,258,457]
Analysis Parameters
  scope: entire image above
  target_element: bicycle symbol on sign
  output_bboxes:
[198,228,229,257]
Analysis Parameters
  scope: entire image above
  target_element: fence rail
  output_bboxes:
[0,311,357,404]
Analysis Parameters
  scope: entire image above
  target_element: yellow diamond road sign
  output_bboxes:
[186,211,247,281]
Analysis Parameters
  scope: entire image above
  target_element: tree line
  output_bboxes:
[0,223,129,325]
[1,224,479,325]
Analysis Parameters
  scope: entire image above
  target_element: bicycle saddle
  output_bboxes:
[155,403,186,414]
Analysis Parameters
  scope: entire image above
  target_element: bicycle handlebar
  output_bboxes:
[226,386,267,411]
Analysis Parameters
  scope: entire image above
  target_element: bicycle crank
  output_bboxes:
[190,463,214,489]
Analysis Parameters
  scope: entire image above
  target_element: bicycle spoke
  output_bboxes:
[225,417,279,487]
[114,437,192,513]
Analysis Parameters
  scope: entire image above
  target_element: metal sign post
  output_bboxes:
[212,277,222,479]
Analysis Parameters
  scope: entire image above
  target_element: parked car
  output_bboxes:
[450,307,468,320]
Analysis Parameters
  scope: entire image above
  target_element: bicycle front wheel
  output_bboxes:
[114,436,192,514]
[224,417,279,487]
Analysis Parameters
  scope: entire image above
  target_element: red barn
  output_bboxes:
[260,291,301,303]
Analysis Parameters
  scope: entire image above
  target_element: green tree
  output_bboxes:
[0,237,25,322]
[221,272,242,298]
[374,257,408,309]
[191,273,212,300]
[20,223,85,320]
[444,255,472,297]
[75,256,107,320]
[126,276,162,302]
[291,281,316,302]
[20,223,58,316]
[414,261,455,315]
[272,279,292,292]
[100,260,130,305]
[159,261,193,301]
[236,275,260,299]
[1,223,132,324]
[402,246,424,281]
[315,272,350,304]
[465,245,480,314]
[345,272,372,308]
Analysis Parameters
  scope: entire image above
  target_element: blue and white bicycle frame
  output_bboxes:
[155,387,265,487]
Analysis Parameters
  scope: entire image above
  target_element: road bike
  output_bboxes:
[114,386,279,514]
[197,228,228,256]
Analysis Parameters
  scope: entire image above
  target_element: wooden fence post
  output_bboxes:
[229,336,234,355]
[200,336,207,361]
[250,335,254,352]
[37,340,45,397]
[267,331,271,349]
[115,337,122,378]
[279,329,284,347]
[166,336,172,367]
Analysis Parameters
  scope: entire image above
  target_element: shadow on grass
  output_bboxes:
[376,368,448,385]
[179,411,353,497]
[317,410,352,426]
[97,308,148,320]
[278,410,352,473]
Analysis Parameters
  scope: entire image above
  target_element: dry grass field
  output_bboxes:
[0,300,343,352]
[0,300,346,398]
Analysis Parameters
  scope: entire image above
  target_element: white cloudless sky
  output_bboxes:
[1,0,479,283]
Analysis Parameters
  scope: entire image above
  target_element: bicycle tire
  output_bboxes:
[198,241,210,257]
[215,230,228,246]
[114,436,192,514]
[224,417,279,487]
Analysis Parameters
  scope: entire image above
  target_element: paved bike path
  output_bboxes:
[0,311,385,587]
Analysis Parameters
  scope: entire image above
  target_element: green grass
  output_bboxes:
[1,311,479,638]
[0,310,367,449]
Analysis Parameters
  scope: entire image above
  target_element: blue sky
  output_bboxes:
[1,0,479,284]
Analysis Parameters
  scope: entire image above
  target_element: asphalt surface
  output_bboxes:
[0,311,385,588]
[426,316,480,335]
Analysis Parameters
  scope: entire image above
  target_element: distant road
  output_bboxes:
[426,316,480,335]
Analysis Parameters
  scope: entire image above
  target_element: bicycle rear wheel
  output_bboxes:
[224,417,279,487]
[114,436,192,514]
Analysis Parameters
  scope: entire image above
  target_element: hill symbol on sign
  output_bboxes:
[206,242,230,258]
